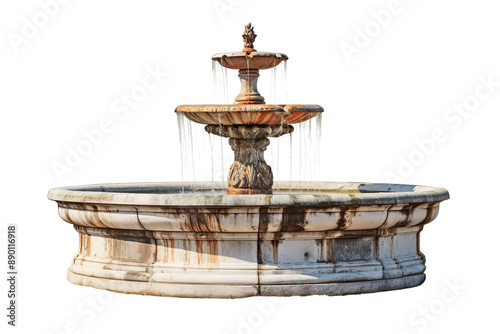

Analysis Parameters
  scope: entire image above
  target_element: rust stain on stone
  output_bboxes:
[337,207,348,229]
[169,238,175,263]
[182,239,190,265]
[207,239,218,264]
[258,207,270,233]
[335,206,359,230]
[162,238,169,263]
[279,207,307,232]
[315,239,325,262]
[392,204,418,228]
[194,234,219,265]
[62,208,74,224]
[326,239,333,263]
[271,240,281,263]
[195,239,203,264]
[187,210,223,232]
[76,232,83,263]
[85,234,91,257]
[90,205,106,228]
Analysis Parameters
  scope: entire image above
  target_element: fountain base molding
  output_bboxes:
[49,181,449,298]
[69,225,426,297]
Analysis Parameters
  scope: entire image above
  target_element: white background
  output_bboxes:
[1,0,499,333]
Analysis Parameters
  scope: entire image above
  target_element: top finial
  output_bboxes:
[242,23,257,53]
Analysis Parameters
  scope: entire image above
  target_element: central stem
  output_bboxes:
[227,137,272,194]
[234,69,265,104]
[205,125,293,195]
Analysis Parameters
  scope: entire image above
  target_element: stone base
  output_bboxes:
[67,225,427,298]
[68,271,425,298]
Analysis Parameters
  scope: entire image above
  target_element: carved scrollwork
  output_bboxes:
[205,124,293,194]
[228,160,272,190]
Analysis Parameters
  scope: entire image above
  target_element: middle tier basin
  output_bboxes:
[175,104,323,125]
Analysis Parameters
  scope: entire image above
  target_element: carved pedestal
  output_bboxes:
[205,124,293,194]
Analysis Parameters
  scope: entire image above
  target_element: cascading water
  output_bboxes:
[182,24,322,192]
[212,60,229,104]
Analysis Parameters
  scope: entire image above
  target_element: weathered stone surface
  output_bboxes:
[176,104,322,125]
[206,125,293,194]
[66,224,428,297]
[227,137,272,192]
[48,181,449,298]
[205,124,293,139]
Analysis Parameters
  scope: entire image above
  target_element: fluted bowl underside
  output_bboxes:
[212,51,288,70]
[175,104,323,125]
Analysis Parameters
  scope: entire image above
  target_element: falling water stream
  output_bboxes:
[176,113,187,192]
[177,59,322,193]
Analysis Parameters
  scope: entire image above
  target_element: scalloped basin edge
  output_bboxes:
[212,51,288,70]
[175,104,323,125]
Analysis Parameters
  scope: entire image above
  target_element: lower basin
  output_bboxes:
[48,181,449,298]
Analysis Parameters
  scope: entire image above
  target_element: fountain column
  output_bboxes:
[234,69,265,104]
[205,124,293,194]
[228,136,271,194]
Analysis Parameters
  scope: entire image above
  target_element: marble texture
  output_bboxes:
[48,181,449,298]
[205,125,294,194]
[175,104,323,125]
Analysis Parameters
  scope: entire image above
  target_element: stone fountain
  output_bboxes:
[48,24,449,298]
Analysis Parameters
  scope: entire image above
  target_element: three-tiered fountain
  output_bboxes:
[48,24,449,297]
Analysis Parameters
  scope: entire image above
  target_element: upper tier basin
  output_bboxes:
[175,104,323,125]
[212,51,288,70]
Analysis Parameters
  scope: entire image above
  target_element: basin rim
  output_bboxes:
[48,181,449,207]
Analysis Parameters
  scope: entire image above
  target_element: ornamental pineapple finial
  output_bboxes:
[242,23,257,53]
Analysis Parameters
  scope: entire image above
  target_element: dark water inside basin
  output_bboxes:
[77,183,417,195]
